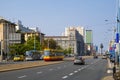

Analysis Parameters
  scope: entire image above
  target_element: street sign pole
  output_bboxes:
[117,0,120,67]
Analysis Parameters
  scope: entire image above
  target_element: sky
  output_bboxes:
[0,0,118,50]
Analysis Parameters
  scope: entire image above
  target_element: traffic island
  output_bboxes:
[102,76,114,80]
[0,61,63,72]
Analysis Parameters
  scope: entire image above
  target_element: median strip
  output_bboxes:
[0,56,92,72]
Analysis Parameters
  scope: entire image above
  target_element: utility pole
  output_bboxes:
[0,40,3,62]
[116,0,120,67]
[34,31,36,51]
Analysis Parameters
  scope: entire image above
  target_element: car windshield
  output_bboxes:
[15,55,20,57]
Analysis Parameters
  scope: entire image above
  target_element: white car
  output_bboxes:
[102,55,107,59]
[74,56,85,65]
[25,56,33,61]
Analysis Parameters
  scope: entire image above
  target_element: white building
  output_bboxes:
[45,26,85,55]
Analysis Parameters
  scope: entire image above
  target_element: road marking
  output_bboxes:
[69,73,74,76]
[74,70,78,73]
[62,76,68,79]
[78,69,81,71]
[37,71,42,74]
[49,69,53,71]
[107,70,113,73]
[18,75,27,78]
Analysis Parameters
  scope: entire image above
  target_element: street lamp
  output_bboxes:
[0,40,3,62]
[116,0,120,66]
[34,31,36,51]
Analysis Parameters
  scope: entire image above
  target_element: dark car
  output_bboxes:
[93,55,98,59]
[74,56,85,65]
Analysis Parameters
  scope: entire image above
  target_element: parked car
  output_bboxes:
[25,56,33,61]
[102,55,107,59]
[74,56,85,65]
[13,55,25,61]
[93,55,98,59]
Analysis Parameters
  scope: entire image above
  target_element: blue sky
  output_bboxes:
[0,0,117,50]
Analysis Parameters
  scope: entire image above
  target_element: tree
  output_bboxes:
[25,35,41,51]
[9,44,26,55]
[9,35,42,56]
[43,39,57,49]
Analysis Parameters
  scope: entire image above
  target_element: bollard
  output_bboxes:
[113,66,116,78]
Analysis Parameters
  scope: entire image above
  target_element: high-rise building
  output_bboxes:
[85,30,93,55]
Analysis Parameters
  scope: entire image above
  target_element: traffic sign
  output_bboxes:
[116,33,119,43]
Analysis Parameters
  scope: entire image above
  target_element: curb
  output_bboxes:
[0,61,63,72]
[102,76,114,80]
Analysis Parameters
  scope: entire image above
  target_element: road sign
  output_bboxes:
[116,33,119,43]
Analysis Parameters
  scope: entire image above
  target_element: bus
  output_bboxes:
[25,50,41,61]
[43,49,64,61]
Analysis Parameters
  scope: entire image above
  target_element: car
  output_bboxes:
[102,55,107,59]
[93,55,98,59]
[25,56,33,61]
[110,57,115,63]
[74,56,85,65]
[13,55,25,61]
[40,54,44,60]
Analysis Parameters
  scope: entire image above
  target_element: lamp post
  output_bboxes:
[48,39,49,49]
[0,40,3,62]
[116,0,120,66]
[34,31,36,51]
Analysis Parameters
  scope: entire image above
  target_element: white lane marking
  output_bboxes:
[78,69,81,71]
[62,76,68,79]
[37,71,42,74]
[107,70,113,73]
[18,75,27,78]
[69,73,74,76]
[74,70,78,73]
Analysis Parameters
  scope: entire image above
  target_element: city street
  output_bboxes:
[0,58,108,80]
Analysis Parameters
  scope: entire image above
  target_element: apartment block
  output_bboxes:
[0,18,21,57]
[16,20,45,45]
[45,27,85,55]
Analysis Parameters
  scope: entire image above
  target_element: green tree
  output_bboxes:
[9,35,41,55]
[25,35,41,51]
[9,44,26,55]
[43,39,57,49]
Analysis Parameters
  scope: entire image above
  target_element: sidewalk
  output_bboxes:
[102,58,116,80]
[102,76,114,80]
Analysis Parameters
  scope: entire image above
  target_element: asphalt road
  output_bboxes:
[0,58,107,80]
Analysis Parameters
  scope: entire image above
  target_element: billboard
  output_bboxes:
[85,30,93,44]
